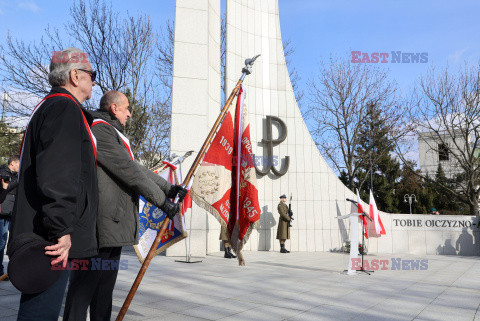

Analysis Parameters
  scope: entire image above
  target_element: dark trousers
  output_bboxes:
[63,247,122,321]
[17,269,70,321]
[0,219,9,275]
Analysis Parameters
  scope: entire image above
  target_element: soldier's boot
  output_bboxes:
[224,247,233,258]
[280,244,290,253]
[228,247,237,258]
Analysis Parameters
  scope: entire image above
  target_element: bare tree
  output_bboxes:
[283,38,304,107]
[0,0,172,167]
[307,55,406,191]
[0,34,53,118]
[136,20,176,167]
[400,64,480,215]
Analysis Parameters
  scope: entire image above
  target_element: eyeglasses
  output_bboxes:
[77,69,97,82]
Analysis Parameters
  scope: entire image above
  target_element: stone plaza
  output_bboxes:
[2,250,480,320]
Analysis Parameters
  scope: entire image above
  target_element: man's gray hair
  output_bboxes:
[100,91,124,111]
[48,47,90,87]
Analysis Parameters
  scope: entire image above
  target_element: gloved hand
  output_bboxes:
[160,199,180,220]
[167,185,188,202]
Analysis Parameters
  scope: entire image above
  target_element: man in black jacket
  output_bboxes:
[7,47,98,320]
[0,155,19,281]
[63,90,186,320]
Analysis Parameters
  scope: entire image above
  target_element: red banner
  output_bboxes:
[229,86,261,252]
[191,85,260,263]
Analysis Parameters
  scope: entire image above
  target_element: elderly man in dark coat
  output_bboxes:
[63,90,187,320]
[276,194,291,253]
[7,47,98,320]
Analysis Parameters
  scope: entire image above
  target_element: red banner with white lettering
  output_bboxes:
[191,85,260,263]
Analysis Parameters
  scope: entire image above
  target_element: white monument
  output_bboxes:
[167,0,480,257]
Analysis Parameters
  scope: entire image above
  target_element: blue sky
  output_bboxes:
[1,0,479,99]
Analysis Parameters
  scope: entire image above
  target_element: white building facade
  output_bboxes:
[418,130,468,179]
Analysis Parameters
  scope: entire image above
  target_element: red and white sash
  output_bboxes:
[19,93,97,171]
[91,119,134,160]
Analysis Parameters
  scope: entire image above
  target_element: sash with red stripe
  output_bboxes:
[19,93,97,167]
[91,119,134,160]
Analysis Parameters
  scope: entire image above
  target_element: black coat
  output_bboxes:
[91,110,171,248]
[8,87,99,259]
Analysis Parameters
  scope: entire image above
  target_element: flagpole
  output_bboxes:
[116,54,260,321]
[174,161,202,264]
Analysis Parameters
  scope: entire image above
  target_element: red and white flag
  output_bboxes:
[229,85,261,256]
[177,162,193,216]
[368,190,386,237]
[356,189,368,239]
[191,85,260,264]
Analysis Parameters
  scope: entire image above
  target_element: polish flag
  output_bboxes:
[356,189,368,239]
[369,190,386,236]
[177,162,193,216]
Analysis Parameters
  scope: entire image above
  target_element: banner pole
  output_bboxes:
[175,162,202,264]
[188,207,193,261]
[116,55,260,321]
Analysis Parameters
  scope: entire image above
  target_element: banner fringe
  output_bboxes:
[230,220,259,266]
[191,190,228,229]
[133,231,187,264]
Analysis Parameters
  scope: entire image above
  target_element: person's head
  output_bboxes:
[280,195,287,203]
[48,48,95,103]
[99,91,131,126]
[8,155,19,173]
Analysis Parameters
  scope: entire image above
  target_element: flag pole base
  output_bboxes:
[357,268,374,275]
[343,269,374,275]
[175,256,203,264]
[175,259,203,264]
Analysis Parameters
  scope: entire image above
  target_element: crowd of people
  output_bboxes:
[0,46,297,321]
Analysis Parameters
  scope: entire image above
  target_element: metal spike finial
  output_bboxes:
[242,54,261,75]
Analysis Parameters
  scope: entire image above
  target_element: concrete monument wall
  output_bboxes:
[168,0,221,257]
[168,0,480,257]
[367,214,480,256]
[221,0,355,253]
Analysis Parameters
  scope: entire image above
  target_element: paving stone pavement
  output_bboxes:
[1,250,480,320]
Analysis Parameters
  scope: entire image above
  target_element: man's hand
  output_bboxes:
[45,234,71,268]
[160,199,180,220]
[1,179,8,190]
[167,185,188,202]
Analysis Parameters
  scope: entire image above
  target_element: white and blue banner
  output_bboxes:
[133,162,187,262]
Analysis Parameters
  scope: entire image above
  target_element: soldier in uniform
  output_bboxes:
[220,225,236,258]
[277,194,291,253]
